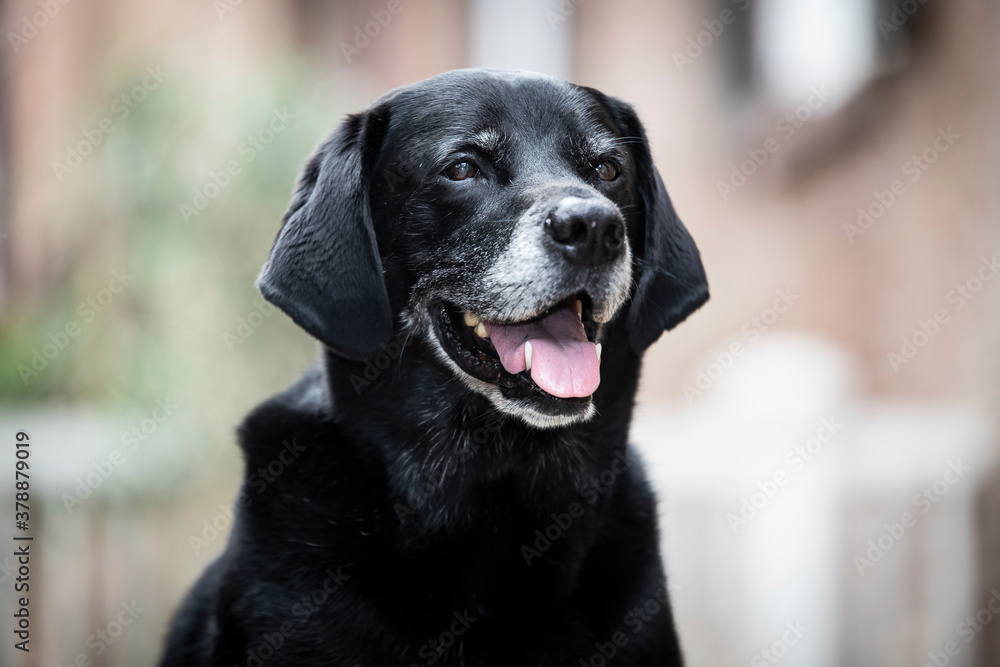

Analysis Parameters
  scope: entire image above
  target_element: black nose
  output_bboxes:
[544,197,626,267]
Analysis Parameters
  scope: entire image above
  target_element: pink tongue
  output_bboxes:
[484,305,600,399]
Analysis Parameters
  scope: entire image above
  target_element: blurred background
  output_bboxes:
[0,0,997,665]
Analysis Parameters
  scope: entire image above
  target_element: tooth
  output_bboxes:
[463,311,480,327]
[596,343,602,363]
[575,299,583,316]
[524,341,533,371]
[475,322,489,339]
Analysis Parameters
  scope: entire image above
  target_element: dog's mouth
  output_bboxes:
[430,296,602,402]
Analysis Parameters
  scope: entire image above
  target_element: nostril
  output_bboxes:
[569,220,589,246]
[604,221,624,249]
[545,215,594,248]
[545,216,568,243]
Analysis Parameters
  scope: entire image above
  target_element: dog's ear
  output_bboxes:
[257,109,392,360]
[592,92,709,352]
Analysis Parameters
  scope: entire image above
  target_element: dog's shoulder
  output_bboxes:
[243,363,330,427]
[235,364,337,459]
[233,363,387,533]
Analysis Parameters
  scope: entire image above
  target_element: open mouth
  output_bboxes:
[430,296,602,402]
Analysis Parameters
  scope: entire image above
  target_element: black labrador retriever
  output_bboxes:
[160,68,708,667]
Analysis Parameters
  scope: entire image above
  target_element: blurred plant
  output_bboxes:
[0,58,353,430]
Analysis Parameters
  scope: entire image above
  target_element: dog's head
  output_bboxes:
[258,69,708,429]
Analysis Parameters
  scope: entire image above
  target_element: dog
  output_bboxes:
[159,68,708,667]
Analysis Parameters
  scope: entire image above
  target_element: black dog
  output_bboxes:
[160,68,708,666]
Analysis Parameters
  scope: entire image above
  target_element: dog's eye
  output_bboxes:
[594,161,619,182]
[445,161,479,181]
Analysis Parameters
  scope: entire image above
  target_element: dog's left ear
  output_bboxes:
[257,109,392,361]
[591,91,710,352]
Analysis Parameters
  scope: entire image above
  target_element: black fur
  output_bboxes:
[160,69,708,667]
[257,111,393,361]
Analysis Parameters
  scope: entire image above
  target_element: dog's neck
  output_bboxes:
[320,325,643,538]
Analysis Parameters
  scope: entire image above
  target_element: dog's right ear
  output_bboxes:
[257,109,392,361]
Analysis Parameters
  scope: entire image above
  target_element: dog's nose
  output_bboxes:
[544,197,626,266]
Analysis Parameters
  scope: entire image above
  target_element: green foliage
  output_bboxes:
[0,59,354,431]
